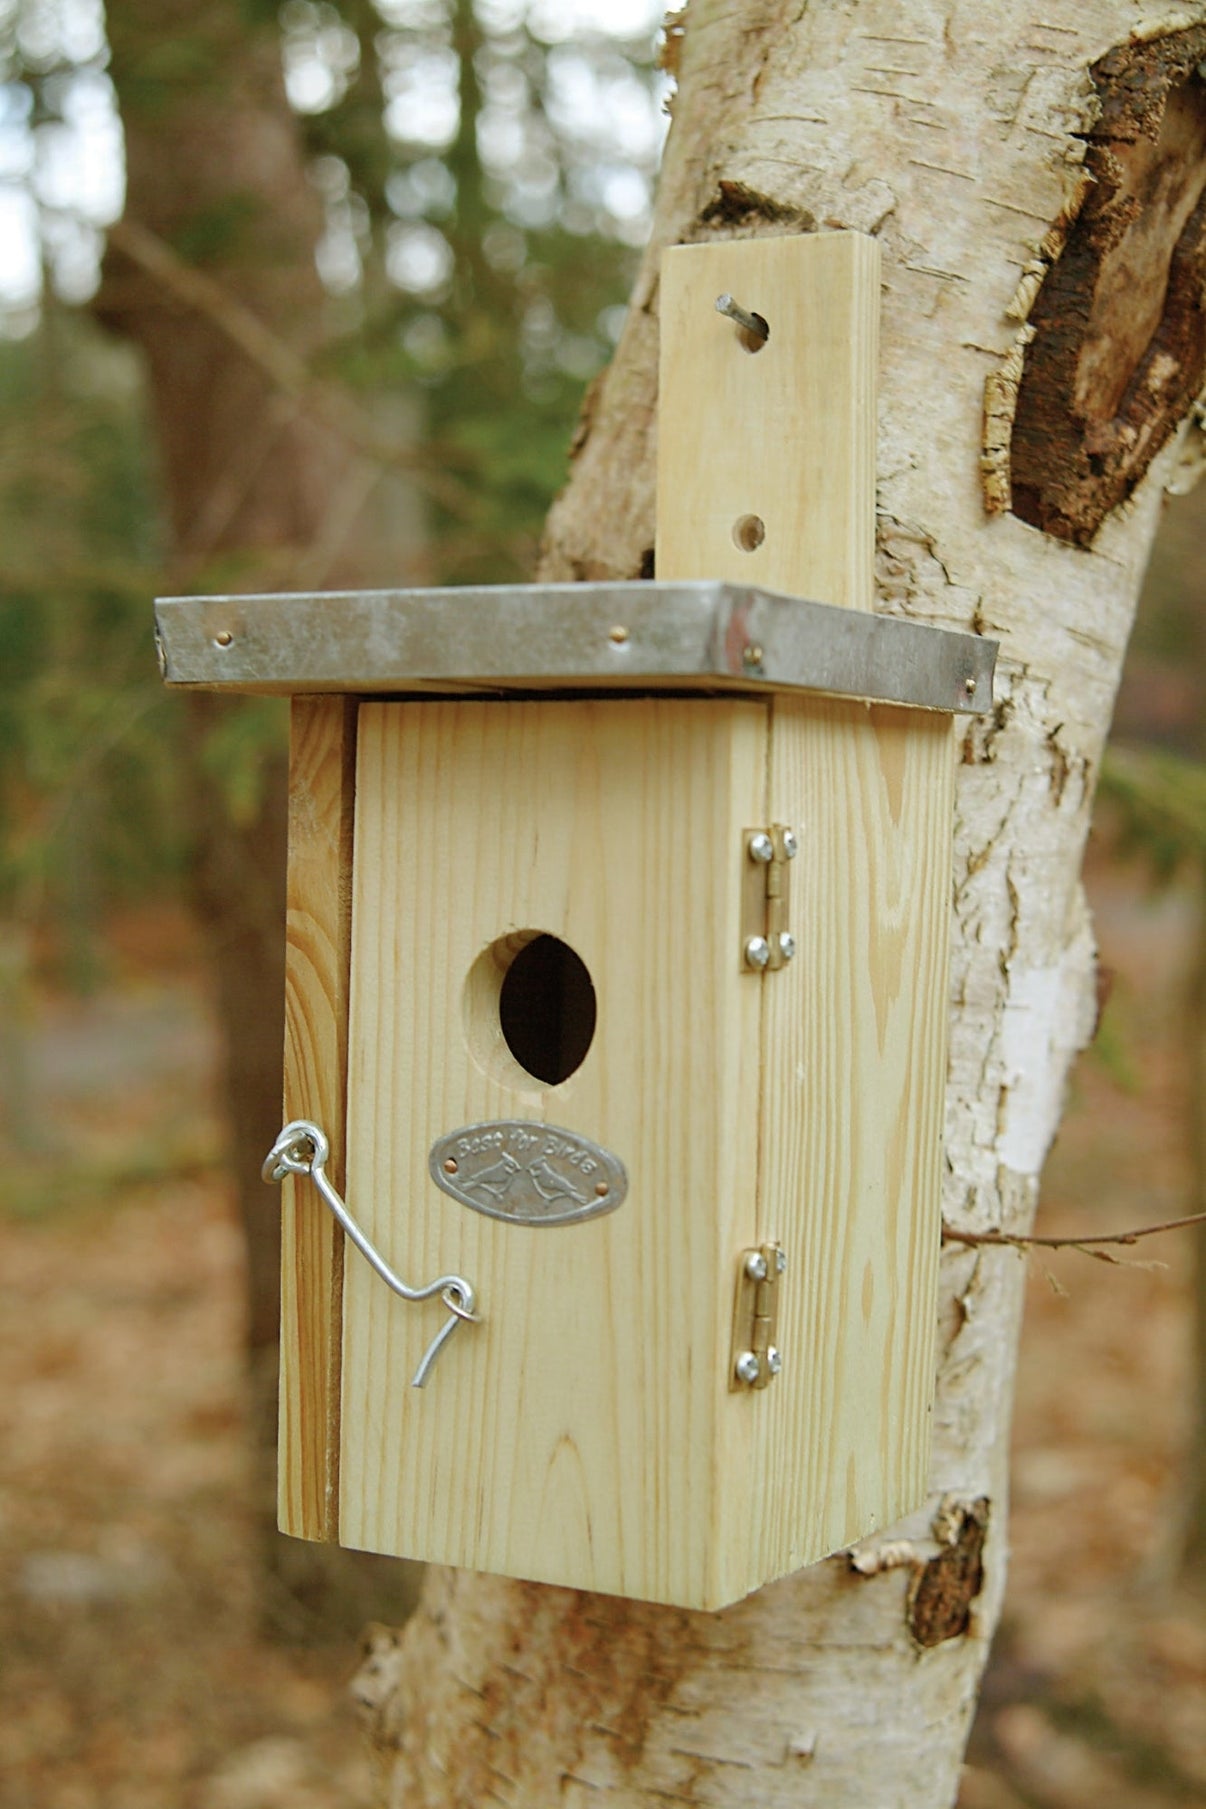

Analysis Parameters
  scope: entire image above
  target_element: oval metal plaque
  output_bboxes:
[429,1121,628,1226]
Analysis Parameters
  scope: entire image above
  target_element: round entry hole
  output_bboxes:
[733,513,765,552]
[498,934,597,1085]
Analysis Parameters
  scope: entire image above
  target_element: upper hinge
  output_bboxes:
[741,824,798,971]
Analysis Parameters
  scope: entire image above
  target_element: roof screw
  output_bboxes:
[766,1345,783,1376]
[749,832,774,864]
[742,643,765,670]
[965,675,977,696]
[745,935,771,971]
[735,1350,761,1385]
[744,1251,768,1282]
[778,931,796,962]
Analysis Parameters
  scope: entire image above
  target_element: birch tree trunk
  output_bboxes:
[354,4,1206,1800]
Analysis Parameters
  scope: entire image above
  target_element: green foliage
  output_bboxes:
[170,193,267,268]
[0,308,182,969]
[1099,744,1206,880]
[197,699,288,827]
[0,0,668,982]
[1087,981,1142,1094]
[288,0,663,575]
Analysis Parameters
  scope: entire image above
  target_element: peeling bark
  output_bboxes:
[360,3,1206,1802]
[908,1499,990,1649]
[1012,28,1206,542]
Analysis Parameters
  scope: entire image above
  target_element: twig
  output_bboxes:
[942,1210,1206,1255]
[106,216,478,517]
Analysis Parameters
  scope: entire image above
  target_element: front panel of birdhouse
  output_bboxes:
[341,696,763,1611]
[272,684,955,1612]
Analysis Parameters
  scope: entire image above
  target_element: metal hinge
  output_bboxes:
[741,825,798,971]
[730,1242,787,1389]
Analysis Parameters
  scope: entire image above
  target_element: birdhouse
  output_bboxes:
[155,234,995,1611]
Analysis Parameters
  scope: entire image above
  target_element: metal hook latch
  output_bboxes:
[263,1119,481,1388]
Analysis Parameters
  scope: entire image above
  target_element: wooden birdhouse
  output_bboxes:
[155,234,995,1611]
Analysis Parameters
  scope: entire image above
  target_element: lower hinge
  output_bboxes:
[741,825,798,971]
[730,1242,786,1389]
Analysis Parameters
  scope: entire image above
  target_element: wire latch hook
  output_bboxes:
[263,1119,480,1388]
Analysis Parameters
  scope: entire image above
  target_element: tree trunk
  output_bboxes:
[355,3,1206,1799]
[1180,861,1206,1574]
[97,0,422,1631]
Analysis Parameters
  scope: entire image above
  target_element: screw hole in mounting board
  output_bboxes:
[736,315,769,353]
[732,514,766,553]
[714,293,769,353]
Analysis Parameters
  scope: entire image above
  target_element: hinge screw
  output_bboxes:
[748,832,774,864]
[775,1247,787,1273]
[778,931,796,962]
[744,935,771,970]
[735,1351,761,1385]
[766,1345,783,1376]
[782,828,799,859]
[744,1251,768,1281]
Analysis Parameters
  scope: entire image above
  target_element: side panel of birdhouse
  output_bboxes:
[339,698,766,1609]
[723,697,954,1594]
[279,695,357,1543]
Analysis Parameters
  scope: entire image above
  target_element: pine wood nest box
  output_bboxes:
[155,234,996,1611]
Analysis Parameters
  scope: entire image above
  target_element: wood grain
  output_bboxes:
[660,232,951,1596]
[340,699,767,1608]
[735,697,954,1589]
[278,695,357,1542]
[657,232,879,611]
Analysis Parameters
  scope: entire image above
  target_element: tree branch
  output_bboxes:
[106,216,479,518]
[942,1211,1206,1256]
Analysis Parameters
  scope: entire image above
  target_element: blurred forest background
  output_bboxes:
[0,2,1205,1806]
